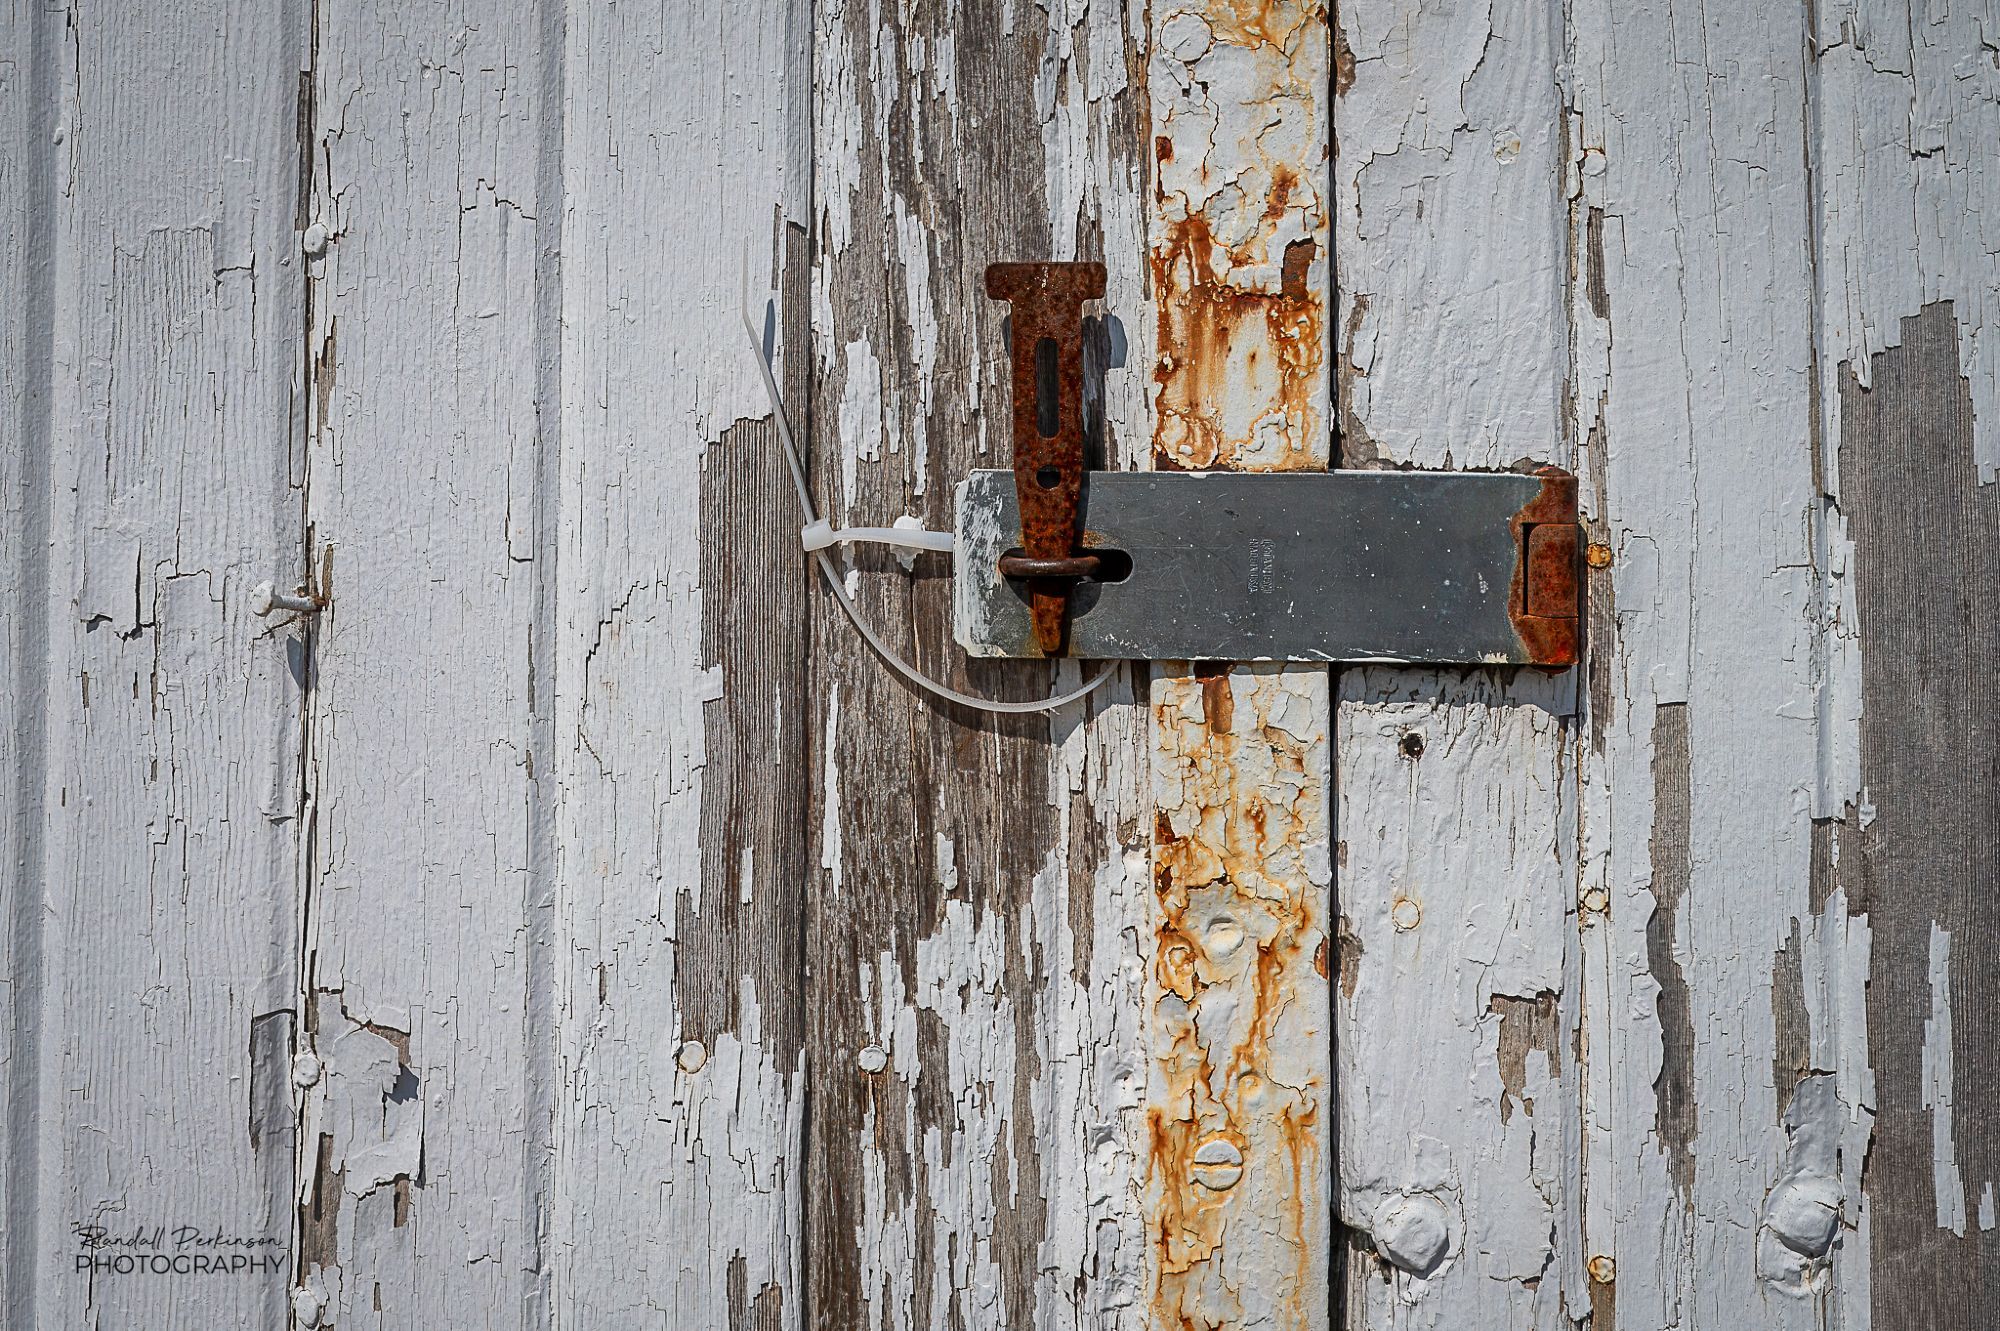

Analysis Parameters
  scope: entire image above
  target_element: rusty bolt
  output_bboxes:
[1391,897,1422,932]
[1588,1254,1616,1284]
[1398,731,1426,760]
[1586,542,1613,569]
[1580,886,1609,915]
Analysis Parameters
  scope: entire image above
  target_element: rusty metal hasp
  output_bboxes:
[984,261,1106,655]
[970,261,1580,667]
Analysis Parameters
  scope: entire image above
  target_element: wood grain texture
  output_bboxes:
[1144,4,1333,1327]
[292,2,559,1323]
[1834,303,2000,1330]
[1811,9,2000,1324]
[0,3,306,1328]
[1568,0,1863,1325]
[1333,1,1584,1325]
[806,3,1154,1327]
[551,1,812,1325]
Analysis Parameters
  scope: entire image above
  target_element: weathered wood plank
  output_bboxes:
[1144,4,1333,1327]
[1568,0,1852,1324]
[1833,303,2000,1329]
[0,3,306,1326]
[293,4,553,1323]
[1812,9,2000,1322]
[1332,2,1584,1325]
[806,3,1154,1327]
[549,1,813,1326]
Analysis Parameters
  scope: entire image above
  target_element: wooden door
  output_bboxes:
[2,2,1995,1330]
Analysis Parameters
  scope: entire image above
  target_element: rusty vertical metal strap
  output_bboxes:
[985,260,1106,654]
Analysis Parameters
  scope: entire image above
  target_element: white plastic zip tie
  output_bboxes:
[799,518,954,555]
[740,252,1114,715]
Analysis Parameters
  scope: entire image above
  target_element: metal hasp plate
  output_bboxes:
[954,466,1582,665]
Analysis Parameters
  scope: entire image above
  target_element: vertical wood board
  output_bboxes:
[551,0,813,1325]
[806,3,1155,1328]
[1332,1,1584,1326]
[1568,0,1859,1325]
[2,4,307,1328]
[1145,3,1334,1327]
[293,2,556,1324]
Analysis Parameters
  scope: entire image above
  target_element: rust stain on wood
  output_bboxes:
[1150,0,1329,475]
[1151,217,1325,472]
[1144,1,1331,1322]
[1149,667,1329,1325]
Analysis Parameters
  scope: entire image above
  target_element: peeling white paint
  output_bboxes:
[1925,922,1967,1236]
[1815,0,2000,483]
[821,683,843,895]
[1568,0,1857,1324]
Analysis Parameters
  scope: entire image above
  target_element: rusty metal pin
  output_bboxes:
[985,261,1106,655]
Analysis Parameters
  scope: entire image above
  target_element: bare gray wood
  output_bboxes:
[1835,302,2000,1329]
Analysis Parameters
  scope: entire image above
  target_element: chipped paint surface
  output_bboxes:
[1571,0,1879,1326]
[1149,666,1330,1327]
[807,2,1159,1327]
[293,1,560,1320]
[552,3,812,1327]
[0,7,305,1326]
[1335,673,1580,1327]
[1149,1,1329,473]
[1814,0,2000,484]
[1145,4,1332,1326]
[1333,2,1584,1326]
[12,2,2000,1329]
